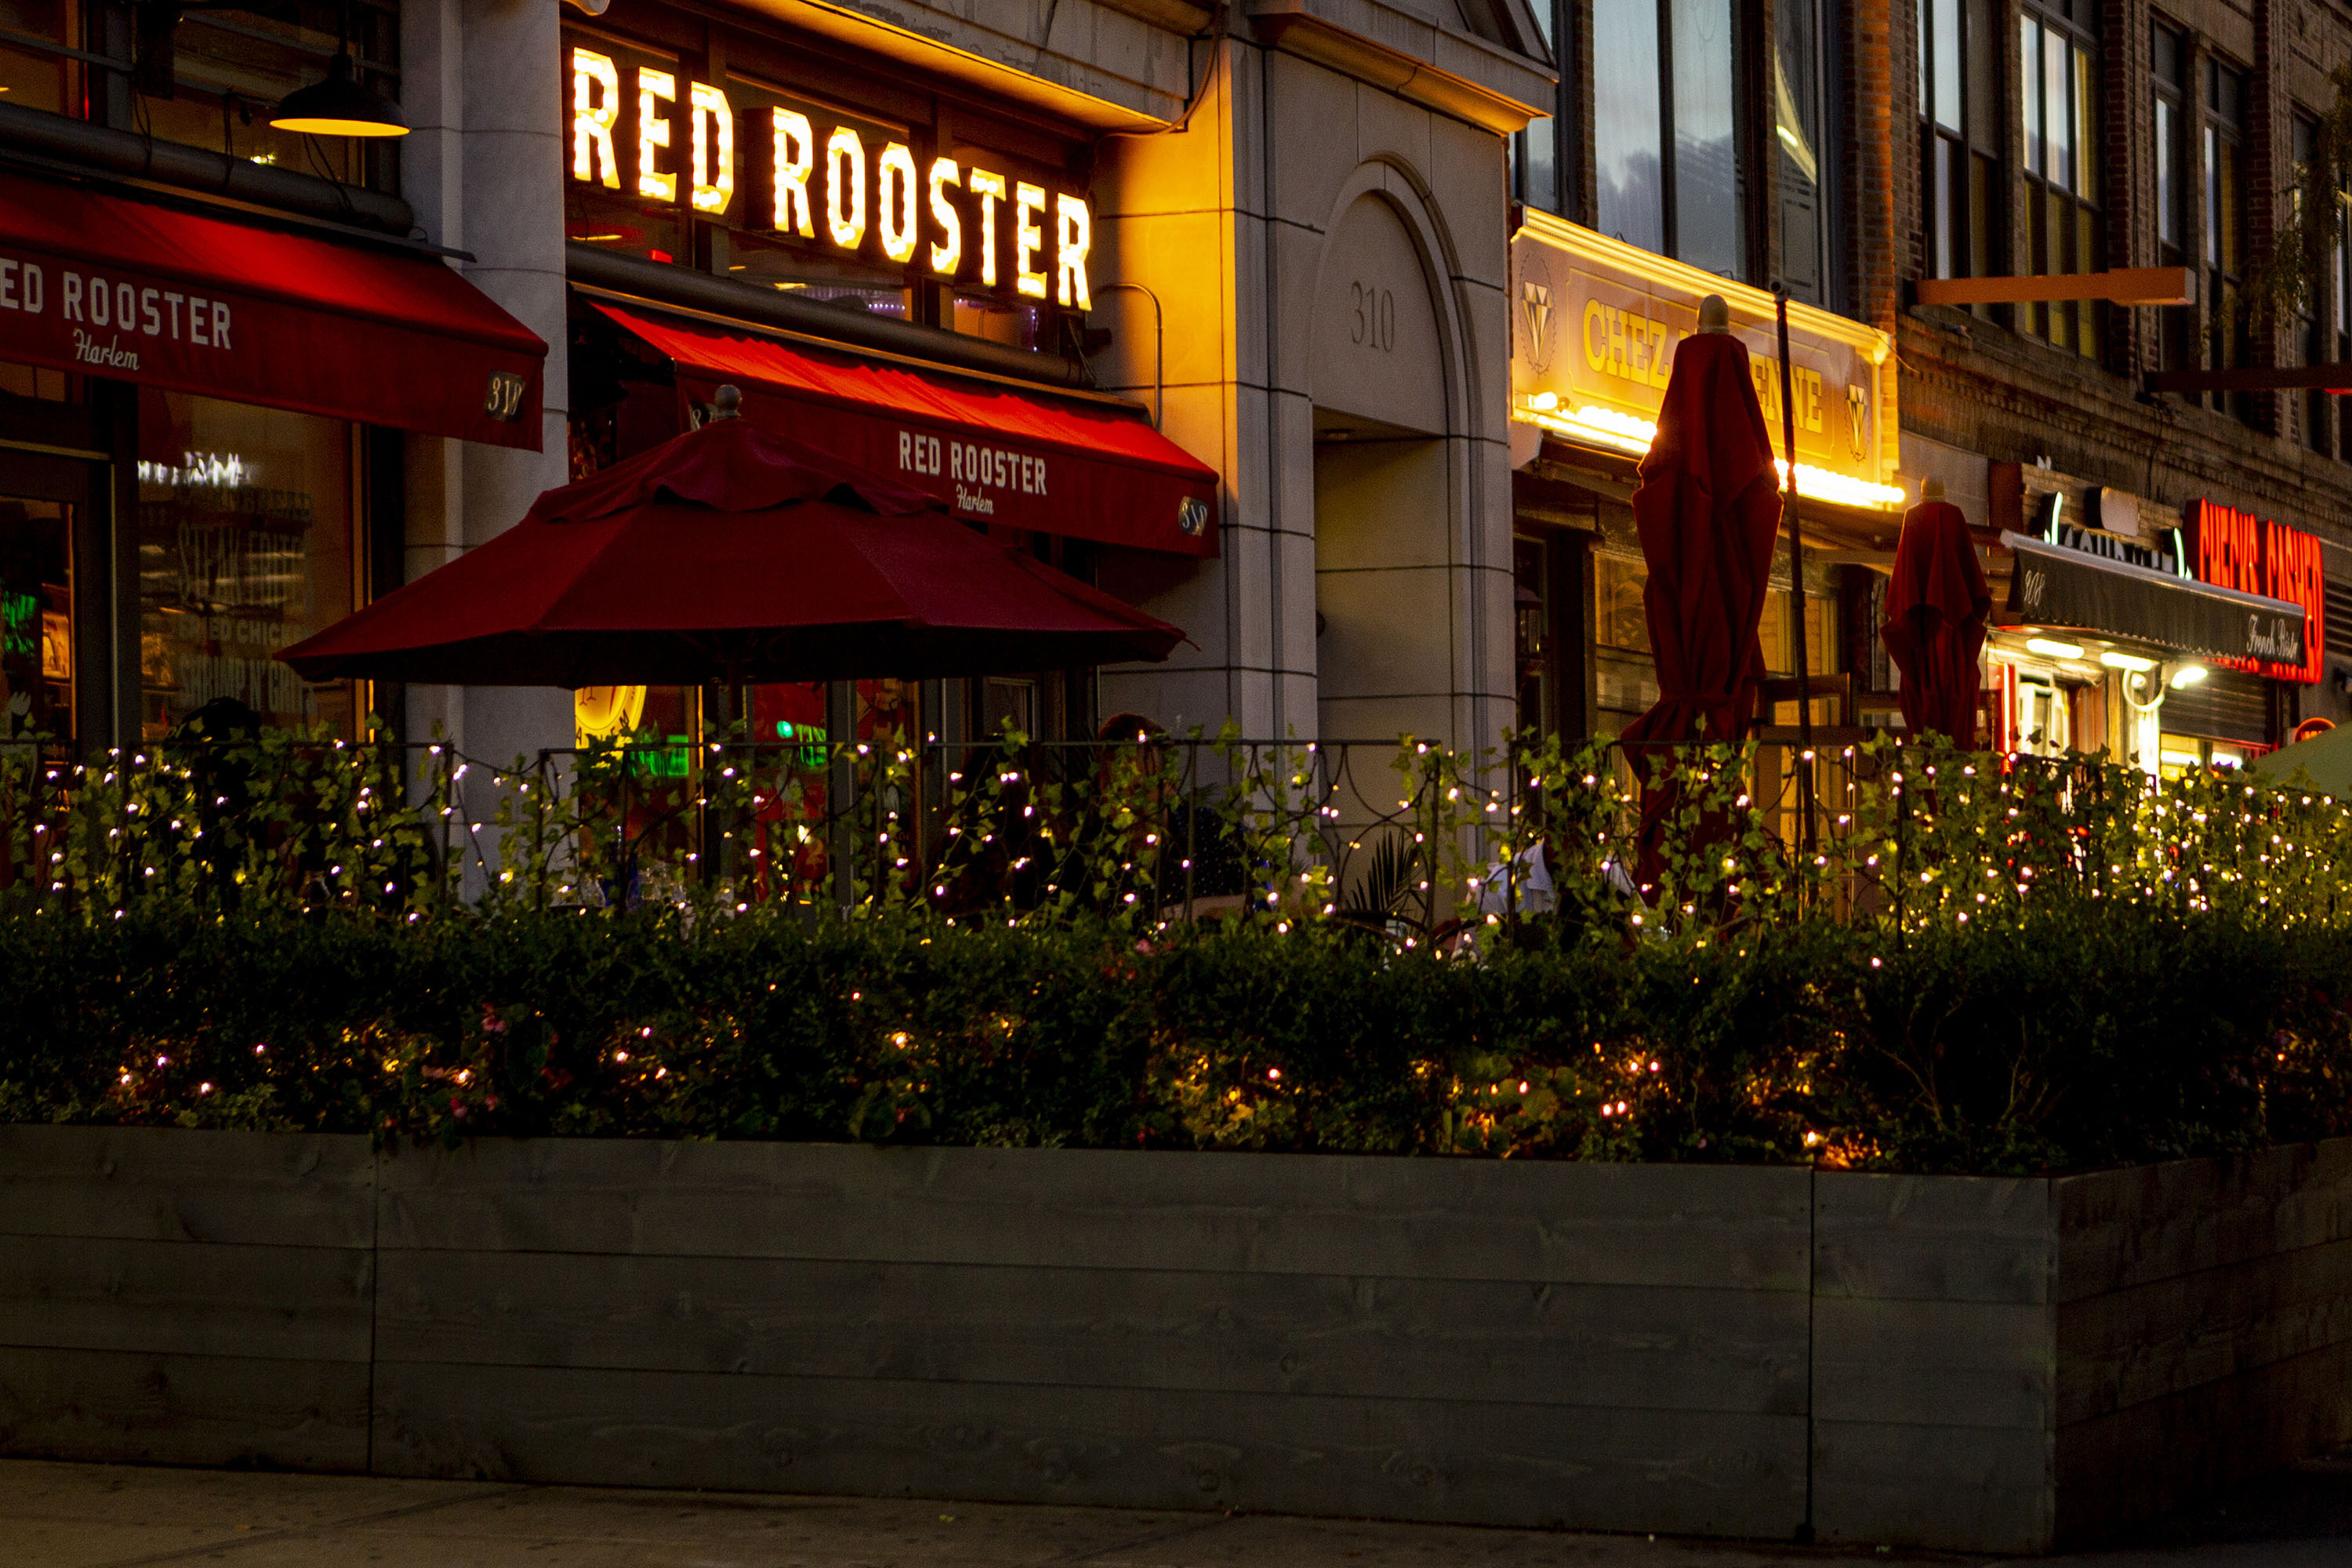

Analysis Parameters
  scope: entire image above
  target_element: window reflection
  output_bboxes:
[1592,0,1664,254]
[136,392,357,739]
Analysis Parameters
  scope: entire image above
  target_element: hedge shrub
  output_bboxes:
[3,906,2345,1175]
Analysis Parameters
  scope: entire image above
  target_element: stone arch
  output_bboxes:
[1304,158,1501,750]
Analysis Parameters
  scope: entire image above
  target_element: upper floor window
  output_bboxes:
[2205,58,2250,418]
[1917,0,1999,281]
[2295,116,2328,453]
[2153,26,2192,370]
[1515,0,1576,216]
[1776,0,1847,313]
[1593,0,1744,280]
[2020,1,2100,358]
[0,0,399,191]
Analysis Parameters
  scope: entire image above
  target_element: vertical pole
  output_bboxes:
[827,679,855,917]
[1775,286,1818,858]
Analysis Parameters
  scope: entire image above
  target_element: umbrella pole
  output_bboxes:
[1774,285,1819,862]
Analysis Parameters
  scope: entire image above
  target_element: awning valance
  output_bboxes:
[0,170,545,448]
[587,298,1220,557]
[2002,531,2307,666]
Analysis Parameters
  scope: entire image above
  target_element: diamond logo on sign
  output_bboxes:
[1521,278,1554,373]
[1178,495,1210,536]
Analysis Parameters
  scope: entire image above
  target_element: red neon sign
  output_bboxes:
[2190,499,2325,684]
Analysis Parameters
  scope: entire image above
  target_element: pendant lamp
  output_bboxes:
[270,8,406,138]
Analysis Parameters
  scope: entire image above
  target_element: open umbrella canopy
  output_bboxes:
[1880,494,1991,746]
[278,415,1185,687]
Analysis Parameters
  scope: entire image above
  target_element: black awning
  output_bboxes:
[2002,532,2307,666]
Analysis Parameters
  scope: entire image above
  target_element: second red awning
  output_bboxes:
[590,298,1220,556]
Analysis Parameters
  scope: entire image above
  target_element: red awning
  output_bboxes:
[589,299,1218,556]
[0,170,545,448]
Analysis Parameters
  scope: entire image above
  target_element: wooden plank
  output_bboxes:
[0,1236,372,1363]
[373,1250,1808,1416]
[2055,1336,2352,1547]
[370,1360,1809,1537]
[1918,267,2192,307]
[2056,1236,2352,1425]
[0,1345,369,1471]
[2058,1138,2352,1301]
[1814,1172,2055,1305]
[377,1141,1813,1290]
[1812,1298,2055,1431]
[0,1126,372,1248]
[1812,1417,2054,1552]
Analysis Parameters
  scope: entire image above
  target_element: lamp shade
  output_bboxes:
[270,51,408,137]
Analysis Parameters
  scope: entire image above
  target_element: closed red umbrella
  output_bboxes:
[1879,485,1991,746]
[278,412,1183,687]
[1616,314,1784,885]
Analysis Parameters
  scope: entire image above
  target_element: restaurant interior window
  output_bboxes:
[1590,548,1654,739]
[1775,0,1846,313]
[2153,27,2193,372]
[1514,535,1554,736]
[1918,0,2000,285]
[136,392,358,739]
[0,495,73,742]
[1592,0,1743,279]
[2020,0,2100,358]
[2205,59,2251,422]
[1758,585,1833,717]
[1514,0,1574,216]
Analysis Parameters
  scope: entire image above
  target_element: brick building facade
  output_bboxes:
[1511,0,2352,770]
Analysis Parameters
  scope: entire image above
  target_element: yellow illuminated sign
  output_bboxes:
[1513,209,1900,510]
[565,41,1091,310]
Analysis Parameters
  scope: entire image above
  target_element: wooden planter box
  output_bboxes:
[1,1126,2346,1552]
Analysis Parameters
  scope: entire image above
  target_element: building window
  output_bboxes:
[1917,0,1999,282]
[136,391,360,740]
[0,0,71,113]
[0,2,402,191]
[1776,0,1847,313]
[1515,0,1576,216]
[2153,28,2193,372]
[2296,116,2328,454]
[2020,2,2100,358]
[2336,186,2352,459]
[2205,59,2250,421]
[1592,0,1743,279]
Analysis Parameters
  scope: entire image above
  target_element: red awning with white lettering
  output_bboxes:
[588,299,1219,556]
[0,170,545,448]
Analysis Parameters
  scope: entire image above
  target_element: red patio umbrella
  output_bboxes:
[1615,321,1783,884]
[278,413,1184,688]
[1879,488,1991,746]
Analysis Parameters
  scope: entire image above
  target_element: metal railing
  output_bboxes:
[3,727,2347,938]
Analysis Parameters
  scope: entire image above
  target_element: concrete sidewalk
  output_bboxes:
[6,1454,2350,1568]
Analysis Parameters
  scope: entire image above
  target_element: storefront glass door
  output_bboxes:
[0,495,73,742]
